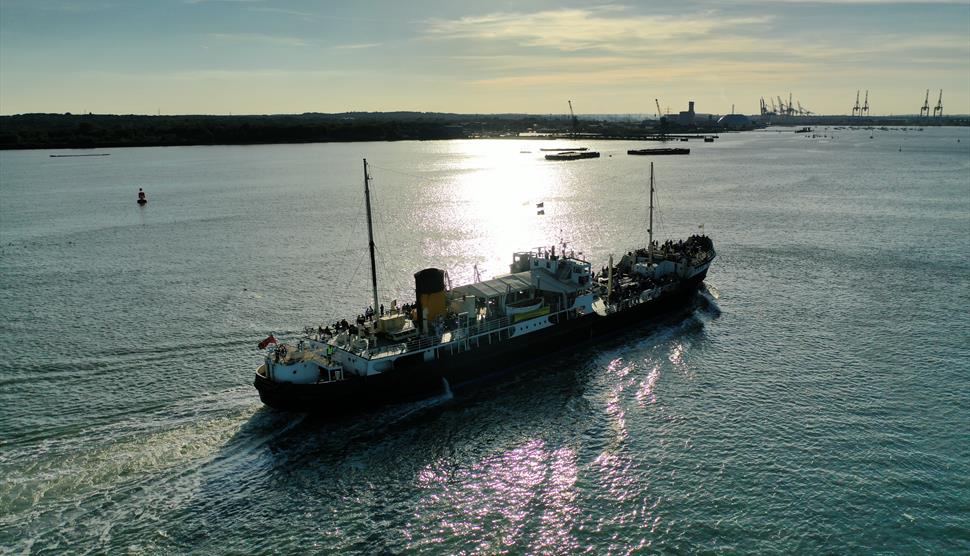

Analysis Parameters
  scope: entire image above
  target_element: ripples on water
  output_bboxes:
[1,128,969,554]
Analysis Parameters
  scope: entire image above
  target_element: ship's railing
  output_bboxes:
[404,334,439,353]
[469,315,511,335]
[345,264,712,360]
[359,309,584,360]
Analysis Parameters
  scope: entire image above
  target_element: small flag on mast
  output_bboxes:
[258,334,277,349]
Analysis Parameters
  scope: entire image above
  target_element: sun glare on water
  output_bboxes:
[423,141,571,283]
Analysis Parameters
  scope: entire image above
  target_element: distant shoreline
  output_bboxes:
[2,112,966,151]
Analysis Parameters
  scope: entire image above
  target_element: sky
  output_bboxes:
[1,0,968,116]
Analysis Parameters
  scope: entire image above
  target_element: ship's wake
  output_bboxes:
[696,284,722,318]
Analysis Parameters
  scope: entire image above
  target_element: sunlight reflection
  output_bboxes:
[635,364,662,406]
[593,452,637,505]
[668,344,685,366]
[668,341,694,378]
[604,357,633,445]
[607,357,632,379]
[411,438,581,553]
[533,447,581,555]
[420,141,571,285]
[605,385,629,445]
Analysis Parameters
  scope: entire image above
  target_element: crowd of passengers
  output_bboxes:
[306,236,713,341]
[309,300,419,339]
[632,234,713,262]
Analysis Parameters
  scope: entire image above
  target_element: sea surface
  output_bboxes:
[1,127,968,555]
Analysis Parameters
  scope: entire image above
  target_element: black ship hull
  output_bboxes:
[254,271,709,413]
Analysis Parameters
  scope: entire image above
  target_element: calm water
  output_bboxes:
[1,128,968,554]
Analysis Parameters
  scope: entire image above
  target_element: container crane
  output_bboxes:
[654,98,668,135]
[861,90,869,116]
[933,90,943,117]
[568,100,579,132]
[920,90,930,117]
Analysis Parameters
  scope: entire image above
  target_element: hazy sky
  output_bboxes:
[1,0,968,116]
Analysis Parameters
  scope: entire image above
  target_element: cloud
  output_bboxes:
[206,33,308,47]
[464,61,812,89]
[334,43,383,50]
[28,1,117,12]
[748,0,966,3]
[422,4,968,92]
[247,7,315,20]
[82,69,344,82]
[425,7,772,52]
[184,0,263,4]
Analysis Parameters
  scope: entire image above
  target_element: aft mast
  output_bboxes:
[363,159,379,314]
[648,162,655,265]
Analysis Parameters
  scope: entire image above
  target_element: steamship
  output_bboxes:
[254,160,715,413]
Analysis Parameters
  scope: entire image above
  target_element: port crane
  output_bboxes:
[920,90,930,117]
[761,94,812,116]
[568,100,579,132]
[933,90,943,117]
[852,90,860,116]
[759,97,776,117]
[861,90,869,116]
[654,98,664,119]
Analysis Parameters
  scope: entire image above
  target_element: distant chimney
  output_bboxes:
[688,101,695,113]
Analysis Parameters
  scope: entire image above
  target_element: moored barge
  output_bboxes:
[628,148,690,155]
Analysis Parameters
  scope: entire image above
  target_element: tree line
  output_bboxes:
[0,113,492,149]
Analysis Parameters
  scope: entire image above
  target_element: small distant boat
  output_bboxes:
[540,147,589,152]
[704,137,715,143]
[627,148,690,156]
[137,188,148,205]
[545,151,600,161]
